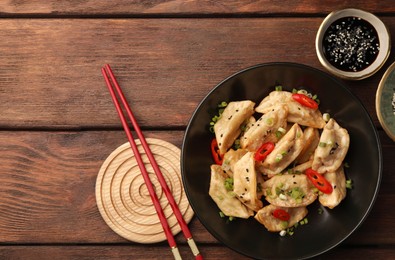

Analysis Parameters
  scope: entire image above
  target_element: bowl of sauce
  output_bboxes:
[316,9,390,80]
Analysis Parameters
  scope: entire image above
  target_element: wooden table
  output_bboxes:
[1,1,394,259]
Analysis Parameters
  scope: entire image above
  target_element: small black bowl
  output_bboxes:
[316,8,390,80]
[181,62,382,259]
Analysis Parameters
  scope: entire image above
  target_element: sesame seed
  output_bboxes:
[323,16,380,72]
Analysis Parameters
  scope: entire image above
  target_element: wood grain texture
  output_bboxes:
[0,130,393,245]
[1,1,395,16]
[0,18,394,129]
[0,245,394,260]
[96,139,194,244]
[1,1,395,258]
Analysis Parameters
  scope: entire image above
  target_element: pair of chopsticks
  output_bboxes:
[101,64,202,260]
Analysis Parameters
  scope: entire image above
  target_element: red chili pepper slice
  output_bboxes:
[305,168,333,194]
[273,209,290,221]
[292,93,318,110]
[254,142,275,161]
[211,138,223,165]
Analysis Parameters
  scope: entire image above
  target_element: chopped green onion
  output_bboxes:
[275,85,283,91]
[278,127,286,134]
[344,162,350,168]
[346,179,353,189]
[323,113,331,122]
[218,101,228,108]
[279,194,287,200]
[209,101,229,132]
[286,226,295,236]
[299,217,308,225]
[297,89,308,95]
[275,127,286,139]
[275,154,283,162]
[233,139,241,149]
[292,88,298,94]
[318,208,323,215]
[275,131,282,139]
[288,187,304,202]
[265,117,274,126]
[219,211,225,218]
[318,142,327,148]
[224,177,234,191]
[275,186,284,196]
[280,221,288,229]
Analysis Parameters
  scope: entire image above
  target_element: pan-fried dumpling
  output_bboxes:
[295,127,320,164]
[255,204,308,232]
[259,123,304,176]
[233,152,263,212]
[214,101,255,154]
[240,104,288,152]
[262,174,317,207]
[312,119,350,173]
[255,90,325,129]
[221,148,248,177]
[290,159,313,174]
[209,165,253,218]
[319,166,347,209]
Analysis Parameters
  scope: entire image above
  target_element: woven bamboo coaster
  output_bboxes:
[96,138,194,243]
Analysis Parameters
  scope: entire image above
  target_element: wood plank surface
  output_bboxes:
[0,130,393,245]
[0,245,394,260]
[1,1,395,259]
[0,18,394,129]
[1,1,395,16]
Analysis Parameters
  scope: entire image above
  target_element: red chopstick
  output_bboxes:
[101,64,203,260]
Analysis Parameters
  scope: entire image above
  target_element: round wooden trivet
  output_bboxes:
[96,138,194,244]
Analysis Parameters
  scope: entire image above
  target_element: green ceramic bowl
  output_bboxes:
[376,61,395,141]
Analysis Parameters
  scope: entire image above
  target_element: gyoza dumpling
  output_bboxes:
[295,127,320,164]
[209,165,253,218]
[255,90,325,129]
[255,204,308,232]
[312,119,350,173]
[233,152,263,212]
[221,148,248,177]
[259,123,304,176]
[240,104,288,152]
[319,166,347,209]
[290,159,313,174]
[262,174,317,207]
[214,101,255,154]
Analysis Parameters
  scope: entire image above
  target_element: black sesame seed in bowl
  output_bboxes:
[316,9,390,80]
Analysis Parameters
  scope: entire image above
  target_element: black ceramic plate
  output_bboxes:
[181,63,382,259]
